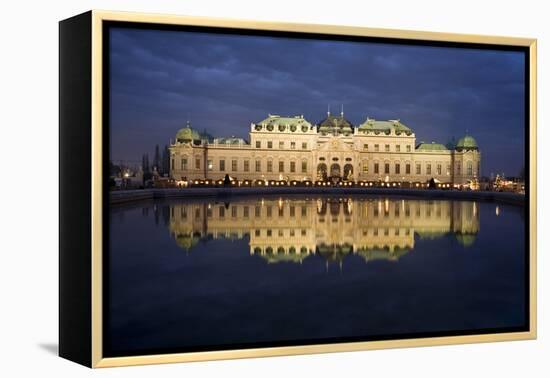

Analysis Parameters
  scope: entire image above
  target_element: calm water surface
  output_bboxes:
[106,196,526,356]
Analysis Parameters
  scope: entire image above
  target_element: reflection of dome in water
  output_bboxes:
[259,246,310,264]
[356,246,410,263]
[455,233,477,247]
[175,233,200,251]
[263,253,309,264]
[316,244,353,261]
[416,230,448,240]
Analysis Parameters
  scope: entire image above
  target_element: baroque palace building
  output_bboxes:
[169,109,481,185]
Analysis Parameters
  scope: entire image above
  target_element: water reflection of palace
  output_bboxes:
[168,198,479,264]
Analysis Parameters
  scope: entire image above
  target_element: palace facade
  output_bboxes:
[169,111,481,185]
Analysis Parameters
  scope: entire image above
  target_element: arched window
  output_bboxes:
[317,163,328,180]
[467,161,473,176]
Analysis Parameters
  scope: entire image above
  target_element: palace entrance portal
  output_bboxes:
[330,163,341,178]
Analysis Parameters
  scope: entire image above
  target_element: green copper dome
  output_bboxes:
[358,118,413,135]
[254,114,313,132]
[455,233,477,247]
[176,122,201,142]
[174,233,200,251]
[455,135,478,151]
[416,142,450,152]
[317,114,354,135]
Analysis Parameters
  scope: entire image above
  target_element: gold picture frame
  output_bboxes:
[59,9,537,368]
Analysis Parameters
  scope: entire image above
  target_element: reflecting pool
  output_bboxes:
[106,196,527,356]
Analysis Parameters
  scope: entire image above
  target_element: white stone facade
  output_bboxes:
[169,114,481,185]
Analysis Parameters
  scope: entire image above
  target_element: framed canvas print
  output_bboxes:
[59,10,537,368]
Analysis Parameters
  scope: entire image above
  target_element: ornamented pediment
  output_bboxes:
[317,137,356,153]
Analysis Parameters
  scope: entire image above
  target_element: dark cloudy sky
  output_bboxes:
[109,26,526,177]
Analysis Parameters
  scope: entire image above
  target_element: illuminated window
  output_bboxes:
[363,162,368,173]
[181,158,187,170]
[207,159,213,170]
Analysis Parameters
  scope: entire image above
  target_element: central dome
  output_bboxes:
[318,114,354,135]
